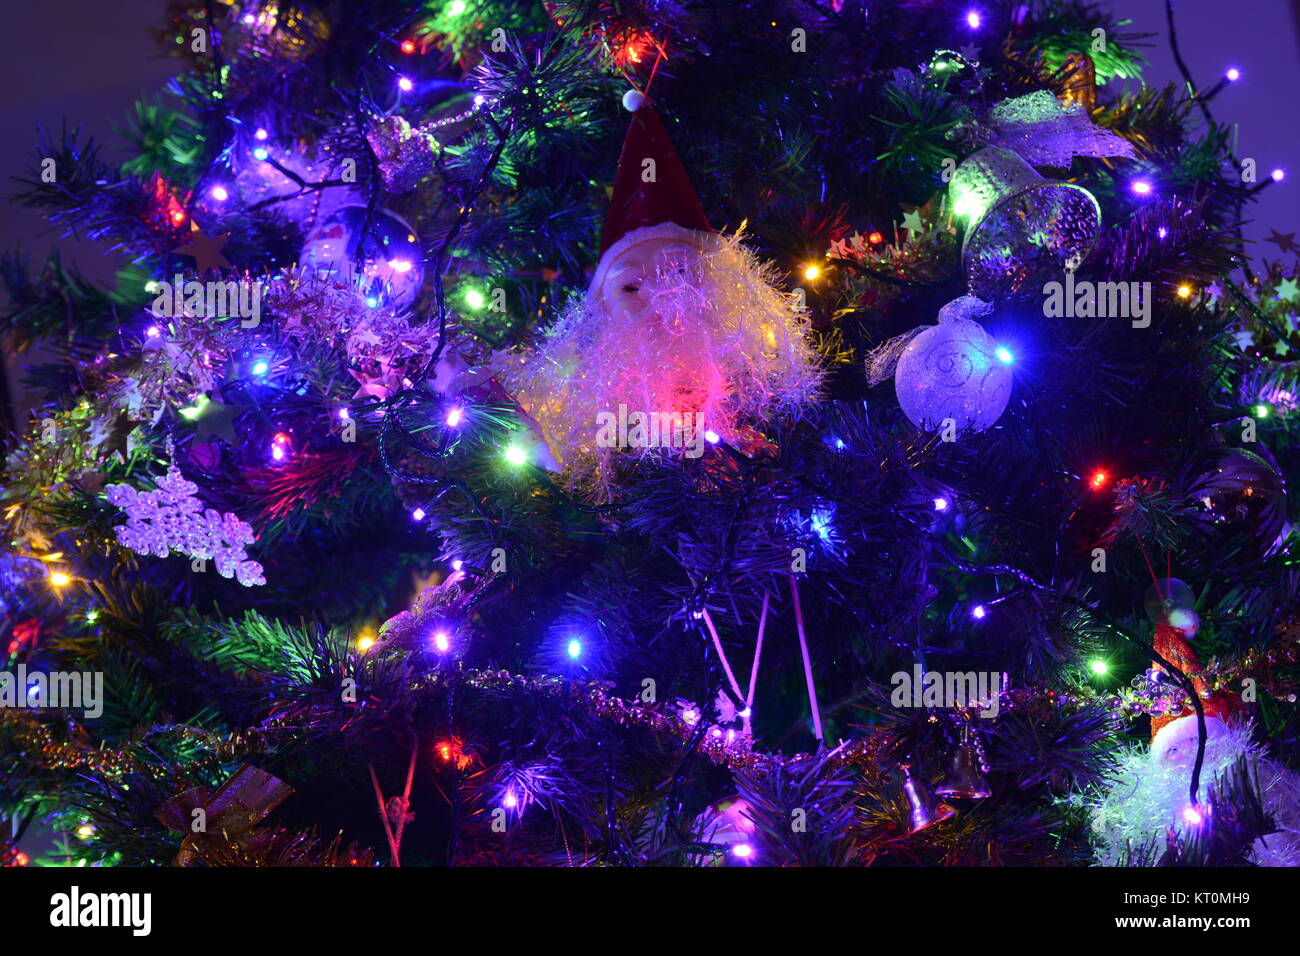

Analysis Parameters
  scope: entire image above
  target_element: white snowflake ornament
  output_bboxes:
[106,467,266,586]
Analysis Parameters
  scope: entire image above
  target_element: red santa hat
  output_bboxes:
[590,94,716,299]
[1150,623,1242,745]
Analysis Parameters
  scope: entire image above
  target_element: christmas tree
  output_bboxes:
[2,0,1298,871]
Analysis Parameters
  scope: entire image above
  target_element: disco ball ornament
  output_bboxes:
[234,143,351,231]
[300,205,424,305]
[1190,447,1287,553]
[950,146,1102,300]
[1143,578,1199,634]
[894,295,1012,433]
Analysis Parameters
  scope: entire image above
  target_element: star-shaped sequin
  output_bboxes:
[1266,229,1299,255]
[190,396,241,445]
[174,228,232,274]
[900,208,926,238]
[103,409,148,462]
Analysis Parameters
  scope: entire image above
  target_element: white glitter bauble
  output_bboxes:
[894,301,1011,433]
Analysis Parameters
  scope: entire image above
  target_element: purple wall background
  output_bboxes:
[1119,0,1300,250]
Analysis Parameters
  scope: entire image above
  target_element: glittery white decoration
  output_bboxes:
[893,296,1011,433]
[106,468,266,587]
[979,91,1136,167]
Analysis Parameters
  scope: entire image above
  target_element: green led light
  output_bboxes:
[949,181,990,222]
[1089,660,1108,676]
[504,443,528,467]
[179,395,211,421]
[1255,404,1270,419]
[464,288,486,310]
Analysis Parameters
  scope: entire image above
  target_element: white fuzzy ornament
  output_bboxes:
[892,296,1011,433]
[1086,718,1300,866]
[506,229,822,495]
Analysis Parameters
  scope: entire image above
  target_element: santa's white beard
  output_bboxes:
[1082,719,1300,866]
[507,232,823,495]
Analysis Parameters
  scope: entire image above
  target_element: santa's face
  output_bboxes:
[597,237,704,325]
[506,230,822,495]
[1152,715,1228,768]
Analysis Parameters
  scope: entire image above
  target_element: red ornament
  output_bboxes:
[6,618,41,658]
[146,172,191,238]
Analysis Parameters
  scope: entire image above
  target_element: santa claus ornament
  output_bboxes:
[1086,622,1300,866]
[506,94,822,495]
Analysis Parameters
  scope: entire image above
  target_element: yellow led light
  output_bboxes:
[49,571,72,587]
[803,264,821,281]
